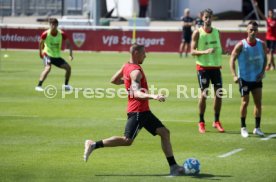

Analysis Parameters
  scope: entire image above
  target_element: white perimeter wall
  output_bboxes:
[107,0,242,19]
[106,0,139,18]
[185,0,242,16]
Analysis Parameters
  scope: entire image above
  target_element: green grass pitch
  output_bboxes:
[0,50,276,182]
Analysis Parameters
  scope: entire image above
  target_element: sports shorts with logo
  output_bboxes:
[124,111,164,139]
[197,69,222,90]
[43,55,67,67]
[238,79,262,96]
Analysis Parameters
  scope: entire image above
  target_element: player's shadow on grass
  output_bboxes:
[96,174,168,177]
[203,130,240,135]
[224,131,276,138]
[223,130,240,135]
[191,173,232,180]
[96,173,232,179]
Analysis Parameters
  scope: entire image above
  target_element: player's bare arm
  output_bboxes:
[65,39,73,61]
[191,30,214,56]
[261,42,268,73]
[256,42,268,81]
[110,65,124,85]
[39,39,45,59]
[230,42,242,83]
[130,70,165,102]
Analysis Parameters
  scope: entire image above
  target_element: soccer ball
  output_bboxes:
[183,158,200,175]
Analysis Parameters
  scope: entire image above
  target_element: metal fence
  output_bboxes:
[0,0,84,16]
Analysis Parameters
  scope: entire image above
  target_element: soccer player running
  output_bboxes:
[84,44,185,176]
[35,18,73,91]
[229,21,267,138]
[191,8,225,133]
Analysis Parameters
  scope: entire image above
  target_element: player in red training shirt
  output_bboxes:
[255,3,276,70]
[83,44,185,176]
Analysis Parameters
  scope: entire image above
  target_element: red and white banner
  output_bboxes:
[0,27,266,52]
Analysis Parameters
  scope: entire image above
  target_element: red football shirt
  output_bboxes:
[40,30,68,40]
[139,0,149,6]
[123,63,150,113]
[266,18,276,41]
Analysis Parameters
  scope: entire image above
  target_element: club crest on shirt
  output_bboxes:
[73,33,86,48]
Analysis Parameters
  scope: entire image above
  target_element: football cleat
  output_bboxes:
[253,128,265,137]
[241,127,249,138]
[84,140,95,162]
[35,86,44,92]
[63,85,72,91]
[170,164,185,176]
[198,122,206,133]
[213,121,225,132]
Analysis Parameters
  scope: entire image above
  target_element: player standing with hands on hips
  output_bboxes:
[230,21,267,138]
[35,18,73,92]
[83,44,185,176]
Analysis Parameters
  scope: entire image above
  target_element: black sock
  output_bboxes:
[166,156,177,166]
[65,79,69,85]
[241,117,246,128]
[255,117,261,128]
[38,80,43,87]
[215,113,220,122]
[95,140,104,149]
[199,114,204,123]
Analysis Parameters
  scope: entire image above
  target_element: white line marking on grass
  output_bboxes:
[116,118,193,123]
[218,148,243,158]
[261,134,276,141]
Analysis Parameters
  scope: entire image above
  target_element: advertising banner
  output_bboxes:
[1,27,266,52]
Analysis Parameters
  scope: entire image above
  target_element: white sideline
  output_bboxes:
[218,148,243,158]
[261,134,276,141]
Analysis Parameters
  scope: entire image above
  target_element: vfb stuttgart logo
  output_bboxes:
[73,33,86,48]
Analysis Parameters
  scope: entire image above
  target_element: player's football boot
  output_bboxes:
[253,128,265,137]
[35,86,44,92]
[198,122,206,133]
[212,121,225,132]
[170,164,185,176]
[241,127,249,138]
[63,85,72,91]
[84,140,95,162]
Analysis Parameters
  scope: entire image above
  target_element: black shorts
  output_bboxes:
[238,79,263,96]
[266,40,276,52]
[197,69,223,90]
[43,55,67,67]
[124,111,165,140]
[182,32,192,43]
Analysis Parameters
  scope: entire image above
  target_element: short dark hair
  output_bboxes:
[248,20,258,27]
[202,8,213,16]
[130,44,145,54]
[49,18,58,25]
